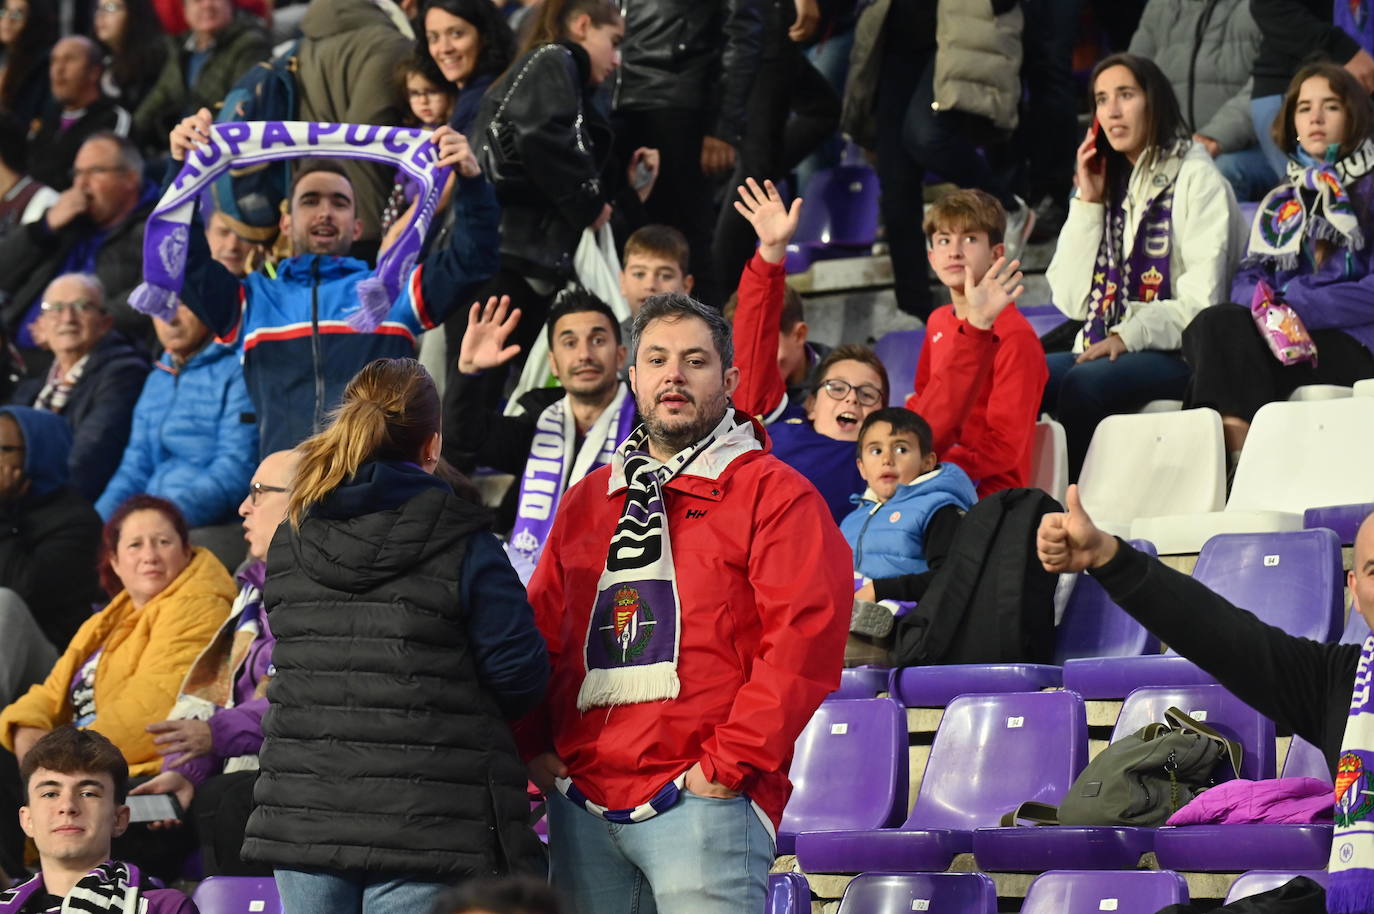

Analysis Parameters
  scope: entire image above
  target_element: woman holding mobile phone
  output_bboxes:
[1045,52,1246,476]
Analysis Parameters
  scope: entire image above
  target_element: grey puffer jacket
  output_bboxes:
[932,0,1023,133]
[1128,0,1261,154]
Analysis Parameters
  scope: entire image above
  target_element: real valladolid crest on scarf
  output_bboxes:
[129,121,452,331]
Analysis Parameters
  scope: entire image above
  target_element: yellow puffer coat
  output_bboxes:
[0,547,234,775]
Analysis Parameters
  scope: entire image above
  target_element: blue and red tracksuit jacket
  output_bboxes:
[177,173,500,456]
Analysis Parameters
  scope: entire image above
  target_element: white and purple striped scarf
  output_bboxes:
[130,121,451,332]
[1330,633,1374,912]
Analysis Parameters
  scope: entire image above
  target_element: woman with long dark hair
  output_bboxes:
[0,0,56,125]
[1044,52,1245,475]
[420,0,514,135]
[1183,61,1374,458]
[241,358,548,914]
[93,0,172,122]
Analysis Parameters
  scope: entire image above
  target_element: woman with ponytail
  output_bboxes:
[240,358,549,913]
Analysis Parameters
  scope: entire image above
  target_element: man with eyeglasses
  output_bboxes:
[0,133,157,363]
[124,449,294,879]
[8,274,150,502]
[27,37,131,193]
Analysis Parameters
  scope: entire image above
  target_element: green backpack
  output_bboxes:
[1003,706,1244,827]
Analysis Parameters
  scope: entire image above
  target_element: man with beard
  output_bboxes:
[444,289,637,580]
[165,107,500,457]
[518,292,852,914]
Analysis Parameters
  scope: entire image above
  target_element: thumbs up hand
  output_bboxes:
[1037,484,1119,573]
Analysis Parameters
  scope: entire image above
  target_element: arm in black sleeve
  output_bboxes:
[415,175,502,325]
[713,0,766,145]
[870,504,964,603]
[1251,0,1361,66]
[1090,538,1360,765]
[441,369,540,474]
[459,531,550,719]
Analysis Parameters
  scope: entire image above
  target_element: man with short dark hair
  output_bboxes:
[445,290,638,576]
[0,133,156,355]
[166,109,500,455]
[0,114,58,242]
[520,292,852,914]
[27,37,130,192]
[0,727,197,911]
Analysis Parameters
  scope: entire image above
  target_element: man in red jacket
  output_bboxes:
[909,189,1048,497]
[521,293,852,914]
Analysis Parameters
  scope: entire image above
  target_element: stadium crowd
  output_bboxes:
[0,0,1369,911]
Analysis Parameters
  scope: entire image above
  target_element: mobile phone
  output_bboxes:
[632,158,654,192]
[127,793,183,823]
[1092,117,1112,157]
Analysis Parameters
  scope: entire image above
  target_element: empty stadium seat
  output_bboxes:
[1355,378,1374,398]
[889,663,1062,708]
[828,665,890,699]
[1020,303,1070,338]
[784,163,880,274]
[1020,869,1189,914]
[835,872,997,913]
[1062,530,1342,698]
[1304,502,1374,544]
[1343,606,1371,644]
[795,691,1086,873]
[1054,540,1161,664]
[777,698,908,855]
[1281,735,1331,782]
[765,873,811,914]
[1078,408,1226,537]
[1290,384,1353,401]
[1132,398,1374,553]
[1224,870,1329,903]
[192,877,283,914]
[1030,417,1068,504]
[871,329,925,406]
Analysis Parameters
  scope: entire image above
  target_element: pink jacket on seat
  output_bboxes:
[1166,777,1334,826]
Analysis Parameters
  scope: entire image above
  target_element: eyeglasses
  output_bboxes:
[0,10,27,21]
[70,164,125,181]
[95,1,126,13]
[248,481,287,506]
[39,299,102,316]
[819,378,883,407]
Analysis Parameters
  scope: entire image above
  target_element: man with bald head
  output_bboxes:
[9,274,150,501]
[1040,483,1374,781]
[28,36,131,192]
[125,449,295,877]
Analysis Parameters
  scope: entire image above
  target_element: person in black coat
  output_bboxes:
[0,405,103,704]
[241,357,548,913]
[1040,483,1367,779]
[10,273,151,503]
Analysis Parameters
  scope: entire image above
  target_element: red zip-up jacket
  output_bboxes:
[907,304,1047,498]
[517,420,853,829]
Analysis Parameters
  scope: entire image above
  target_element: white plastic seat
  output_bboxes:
[1077,408,1226,538]
[1138,399,1184,413]
[1132,398,1374,553]
[1354,378,1374,398]
[1030,418,1067,504]
[1289,384,1353,401]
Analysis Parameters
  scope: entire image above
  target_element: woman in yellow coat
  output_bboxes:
[0,494,233,874]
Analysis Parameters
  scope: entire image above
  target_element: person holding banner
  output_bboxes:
[135,109,500,457]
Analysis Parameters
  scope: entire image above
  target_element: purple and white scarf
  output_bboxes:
[1084,143,1185,346]
[1330,634,1374,912]
[0,860,142,914]
[1248,139,1374,271]
[506,383,637,583]
[130,121,451,332]
[577,409,762,711]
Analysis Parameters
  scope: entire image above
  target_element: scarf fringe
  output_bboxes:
[128,282,180,322]
[347,275,391,332]
[1309,215,1366,252]
[1242,250,1301,272]
[577,663,681,712]
[1326,876,1374,914]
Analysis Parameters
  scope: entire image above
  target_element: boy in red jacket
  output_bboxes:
[910,189,1048,497]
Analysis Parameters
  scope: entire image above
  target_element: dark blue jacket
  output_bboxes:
[840,462,979,580]
[175,170,501,456]
[96,341,258,526]
[11,332,152,502]
[765,401,866,523]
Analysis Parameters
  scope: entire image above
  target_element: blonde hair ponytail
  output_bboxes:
[287,358,441,527]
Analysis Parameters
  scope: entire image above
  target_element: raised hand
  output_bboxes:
[733,177,803,264]
[169,108,214,163]
[964,256,1023,330]
[1036,484,1118,574]
[457,295,523,375]
[431,125,480,178]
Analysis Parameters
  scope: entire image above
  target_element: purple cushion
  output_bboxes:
[1153,824,1332,871]
[972,825,1155,871]
[794,827,972,874]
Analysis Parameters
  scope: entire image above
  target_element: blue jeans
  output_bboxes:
[274,868,452,914]
[1251,94,1287,181]
[1043,350,1192,477]
[1214,145,1279,203]
[546,789,773,914]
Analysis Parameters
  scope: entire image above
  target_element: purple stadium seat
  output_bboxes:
[795,691,1086,873]
[1020,305,1070,338]
[836,872,997,914]
[797,165,880,249]
[1282,735,1332,782]
[766,873,811,914]
[1054,541,1161,663]
[972,683,1273,871]
[872,329,925,406]
[1020,870,1189,914]
[829,666,891,699]
[777,698,908,855]
[1064,529,1342,699]
[1343,605,1371,644]
[889,663,1062,707]
[1304,502,1374,545]
[1225,870,1329,903]
[192,877,283,914]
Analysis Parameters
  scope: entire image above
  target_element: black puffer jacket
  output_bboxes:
[243,461,548,877]
[474,42,612,281]
[612,0,766,145]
